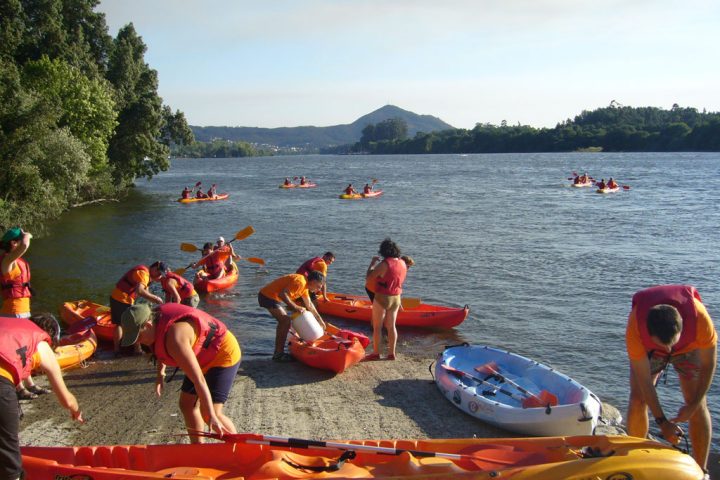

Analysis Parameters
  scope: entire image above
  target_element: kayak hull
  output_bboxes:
[596,187,619,194]
[177,193,229,203]
[289,325,369,373]
[60,300,115,342]
[318,292,469,328]
[571,182,593,188]
[279,183,317,189]
[51,329,97,370]
[362,190,383,198]
[338,193,363,199]
[193,263,238,293]
[20,435,703,479]
[435,344,602,436]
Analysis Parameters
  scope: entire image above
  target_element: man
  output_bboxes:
[626,285,716,473]
[110,261,165,354]
[258,271,326,362]
[194,237,239,280]
[296,252,335,301]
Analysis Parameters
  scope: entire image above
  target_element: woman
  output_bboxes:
[120,303,240,443]
[364,238,408,361]
[159,264,200,308]
[0,313,84,479]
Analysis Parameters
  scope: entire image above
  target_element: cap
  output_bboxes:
[217,236,225,243]
[1,227,23,244]
[120,304,152,347]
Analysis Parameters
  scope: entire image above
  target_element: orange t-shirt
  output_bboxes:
[0,350,41,384]
[626,299,717,360]
[260,274,308,302]
[0,262,31,315]
[111,268,150,305]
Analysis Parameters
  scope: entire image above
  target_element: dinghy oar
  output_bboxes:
[475,362,558,409]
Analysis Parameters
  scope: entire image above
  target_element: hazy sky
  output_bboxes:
[98,0,720,129]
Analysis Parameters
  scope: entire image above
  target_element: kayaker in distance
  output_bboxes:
[596,178,606,189]
[344,184,357,195]
[109,261,165,355]
[363,183,373,194]
[625,285,716,473]
[258,271,326,362]
[0,313,84,479]
[299,176,307,185]
[207,184,217,198]
[195,188,208,199]
[364,238,408,361]
[159,263,200,308]
[607,178,618,189]
[181,186,192,199]
[296,252,335,302]
[283,177,292,186]
[119,303,241,443]
[1,227,49,400]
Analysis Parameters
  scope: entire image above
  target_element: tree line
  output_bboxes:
[323,103,720,154]
[1,0,194,231]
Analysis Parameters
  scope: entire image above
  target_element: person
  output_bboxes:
[344,184,357,195]
[366,254,414,303]
[194,242,214,281]
[215,236,240,272]
[296,252,335,301]
[159,264,200,308]
[299,176,307,186]
[364,238,407,361]
[363,183,373,194]
[181,186,192,199]
[283,177,292,186]
[1,228,47,400]
[194,237,239,280]
[607,178,618,189]
[195,188,208,199]
[207,184,217,198]
[625,285,716,473]
[0,313,84,479]
[110,261,165,355]
[596,178,607,189]
[258,271,326,362]
[120,303,240,443]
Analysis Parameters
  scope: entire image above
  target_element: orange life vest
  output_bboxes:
[0,317,50,386]
[115,265,149,301]
[160,272,195,300]
[0,255,32,300]
[374,257,407,296]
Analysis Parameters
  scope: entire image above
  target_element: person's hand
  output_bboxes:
[672,402,701,424]
[659,419,684,444]
[71,408,85,423]
[207,416,227,437]
[371,256,380,263]
[295,306,306,314]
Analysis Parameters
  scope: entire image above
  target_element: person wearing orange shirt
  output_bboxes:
[625,285,716,473]
[258,272,326,362]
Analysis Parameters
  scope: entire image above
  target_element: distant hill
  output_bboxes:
[190,105,454,148]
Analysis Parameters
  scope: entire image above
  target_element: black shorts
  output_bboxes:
[365,288,375,302]
[0,378,22,480]
[180,360,241,404]
[110,297,132,325]
[258,292,282,309]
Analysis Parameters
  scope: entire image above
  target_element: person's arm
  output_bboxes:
[0,231,31,275]
[155,362,167,397]
[366,257,386,281]
[672,345,717,422]
[228,244,240,260]
[302,292,326,329]
[629,357,683,442]
[165,322,226,435]
[165,279,181,304]
[36,342,84,423]
[137,283,163,304]
[280,288,304,313]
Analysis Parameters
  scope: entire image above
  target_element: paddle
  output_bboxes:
[401,297,422,309]
[66,316,98,335]
[622,185,631,190]
[475,362,558,409]
[180,225,256,253]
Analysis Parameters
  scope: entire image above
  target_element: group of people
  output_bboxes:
[1,221,717,477]
[192,237,240,281]
[283,176,311,186]
[572,172,619,189]
[343,183,375,195]
[181,183,219,199]
[596,178,619,189]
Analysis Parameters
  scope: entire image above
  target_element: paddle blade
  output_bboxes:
[246,256,265,265]
[180,243,198,252]
[234,225,255,241]
[623,185,631,190]
[173,268,187,276]
[521,390,559,408]
[195,181,202,187]
[401,297,421,309]
[474,362,500,376]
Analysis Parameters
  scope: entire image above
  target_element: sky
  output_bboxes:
[98,0,720,129]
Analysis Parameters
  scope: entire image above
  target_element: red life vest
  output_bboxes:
[115,265,149,301]
[374,257,407,295]
[0,317,51,385]
[296,257,324,278]
[344,187,354,194]
[152,304,227,369]
[160,272,195,300]
[182,190,190,199]
[203,251,226,278]
[632,285,701,357]
[0,255,32,300]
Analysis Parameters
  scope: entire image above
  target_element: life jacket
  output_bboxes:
[152,304,227,369]
[374,257,407,296]
[597,181,606,189]
[344,186,354,194]
[182,189,191,199]
[203,250,228,278]
[115,265,149,301]
[0,317,51,386]
[363,186,372,193]
[1,255,33,300]
[296,257,324,278]
[632,285,701,357]
[161,272,195,300]
[573,177,581,184]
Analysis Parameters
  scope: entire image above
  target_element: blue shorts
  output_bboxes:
[180,360,240,404]
[258,292,282,309]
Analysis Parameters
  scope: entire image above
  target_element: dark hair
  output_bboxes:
[307,271,325,283]
[647,304,683,345]
[323,252,335,261]
[29,313,61,349]
[149,261,167,272]
[378,238,401,258]
[202,242,213,250]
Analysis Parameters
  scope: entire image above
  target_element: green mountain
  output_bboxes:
[190,105,454,148]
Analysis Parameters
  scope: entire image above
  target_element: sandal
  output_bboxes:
[17,388,38,400]
[362,352,381,362]
[386,354,396,361]
[27,385,50,395]
[272,352,295,363]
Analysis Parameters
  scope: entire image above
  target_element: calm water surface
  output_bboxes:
[30,153,720,446]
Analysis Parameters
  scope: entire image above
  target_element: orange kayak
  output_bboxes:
[194,262,238,293]
[50,328,97,370]
[289,324,369,373]
[318,293,469,328]
[20,434,703,479]
[60,300,114,342]
[177,193,229,203]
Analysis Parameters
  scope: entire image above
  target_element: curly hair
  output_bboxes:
[378,238,401,258]
[29,312,61,349]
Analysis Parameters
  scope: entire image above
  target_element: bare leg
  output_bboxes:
[678,375,711,471]
[370,301,386,355]
[626,371,649,438]
[213,403,236,434]
[267,306,292,355]
[179,392,204,444]
[383,305,400,357]
[113,324,123,354]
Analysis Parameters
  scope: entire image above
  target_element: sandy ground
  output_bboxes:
[18,351,717,478]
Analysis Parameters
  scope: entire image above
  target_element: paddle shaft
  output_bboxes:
[442,365,525,402]
[478,365,545,403]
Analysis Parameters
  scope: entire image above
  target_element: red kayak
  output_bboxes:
[317,293,469,328]
[194,262,239,293]
[289,324,369,373]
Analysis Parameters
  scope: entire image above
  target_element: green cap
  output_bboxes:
[120,304,152,347]
[1,227,22,244]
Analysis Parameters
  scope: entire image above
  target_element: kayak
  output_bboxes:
[571,182,593,188]
[596,187,619,194]
[279,183,317,189]
[60,300,114,342]
[435,344,602,436]
[51,328,98,370]
[318,292,469,328]
[194,262,238,293]
[177,193,229,203]
[289,324,370,373]
[338,193,363,199]
[20,434,703,479]
[362,190,383,198]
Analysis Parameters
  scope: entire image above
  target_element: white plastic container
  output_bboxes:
[291,310,324,342]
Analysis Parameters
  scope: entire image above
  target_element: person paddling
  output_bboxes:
[344,184,357,195]
[207,184,217,198]
[195,188,208,199]
[283,178,292,186]
[181,186,192,199]
[607,178,618,189]
[596,178,607,189]
[299,176,307,186]
[363,183,373,194]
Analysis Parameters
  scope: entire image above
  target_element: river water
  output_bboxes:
[28,152,720,448]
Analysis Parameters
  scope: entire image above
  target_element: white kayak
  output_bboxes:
[435,344,603,436]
